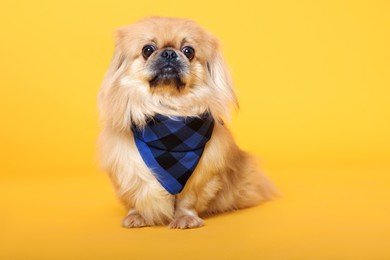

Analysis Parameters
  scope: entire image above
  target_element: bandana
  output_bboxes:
[132,113,214,194]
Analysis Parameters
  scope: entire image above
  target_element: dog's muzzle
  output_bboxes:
[149,48,187,89]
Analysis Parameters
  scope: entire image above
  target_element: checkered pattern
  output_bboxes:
[132,113,214,194]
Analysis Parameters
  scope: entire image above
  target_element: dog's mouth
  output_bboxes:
[149,65,186,90]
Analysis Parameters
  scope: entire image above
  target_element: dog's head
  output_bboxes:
[98,17,237,129]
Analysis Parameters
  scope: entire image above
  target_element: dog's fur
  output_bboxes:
[98,17,277,229]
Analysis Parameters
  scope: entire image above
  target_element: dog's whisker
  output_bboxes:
[188,72,206,82]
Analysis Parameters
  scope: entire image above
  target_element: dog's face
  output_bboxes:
[116,17,218,93]
[138,28,200,91]
[99,17,237,129]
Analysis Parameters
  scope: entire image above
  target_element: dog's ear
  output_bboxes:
[206,43,238,120]
[98,30,128,105]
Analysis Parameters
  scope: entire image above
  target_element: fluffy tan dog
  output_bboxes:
[98,17,277,229]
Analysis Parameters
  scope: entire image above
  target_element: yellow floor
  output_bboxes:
[2,165,389,259]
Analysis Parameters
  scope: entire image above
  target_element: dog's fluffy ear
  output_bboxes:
[206,44,238,121]
[98,30,128,112]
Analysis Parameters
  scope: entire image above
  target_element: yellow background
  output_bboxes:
[1,0,389,259]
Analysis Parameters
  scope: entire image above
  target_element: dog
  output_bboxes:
[98,17,277,229]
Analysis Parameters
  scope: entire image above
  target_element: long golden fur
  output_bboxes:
[98,17,277,229]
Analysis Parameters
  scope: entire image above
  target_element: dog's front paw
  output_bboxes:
[122,212,147,228]
[169,215,204,229]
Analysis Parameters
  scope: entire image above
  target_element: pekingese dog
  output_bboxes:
[98,17,277,229]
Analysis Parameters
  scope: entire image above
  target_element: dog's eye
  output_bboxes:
[142,45,156,60]
[181,46,195,61]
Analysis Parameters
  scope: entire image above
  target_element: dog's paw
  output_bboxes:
[169,215,204,229]
[122,212,147,228]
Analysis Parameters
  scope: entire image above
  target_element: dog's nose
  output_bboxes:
[161,49,178,60]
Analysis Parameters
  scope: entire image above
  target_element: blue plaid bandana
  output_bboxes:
[132,113,214,194]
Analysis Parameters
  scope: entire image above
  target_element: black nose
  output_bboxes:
[161,49,178,60]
